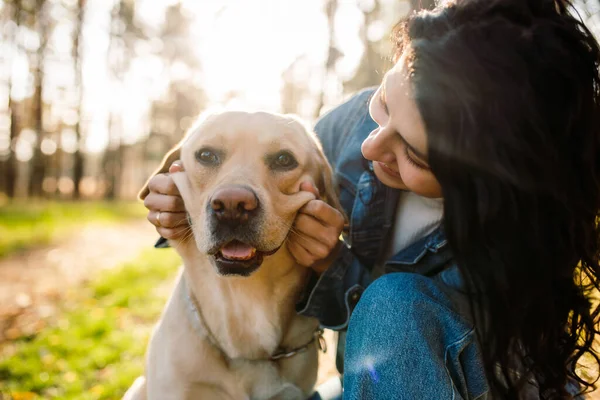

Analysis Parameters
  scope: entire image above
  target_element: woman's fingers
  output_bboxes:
[143,167,190,239]
[287,237,330,267]
[157,225,191,241]
[288,200,343,268]
[147,173,181,196]
[169,160,185,174]
[298,200,345,233]
[147,210,188,229]
[144,192,186,214]
[299,181,320,198]
[293,211,341,251]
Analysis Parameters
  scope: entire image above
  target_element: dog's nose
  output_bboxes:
[210,186,259,225]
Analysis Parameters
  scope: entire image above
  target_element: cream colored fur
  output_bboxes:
[124,110,341,400]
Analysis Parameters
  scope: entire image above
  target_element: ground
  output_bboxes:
[0,219,338,399]
[0,217,595,399]
[0,221,157,343]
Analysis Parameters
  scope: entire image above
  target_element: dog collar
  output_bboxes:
[269,328,327,361]
[180,274,326,362]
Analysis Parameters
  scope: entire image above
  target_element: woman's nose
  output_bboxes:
[361,128,388,161]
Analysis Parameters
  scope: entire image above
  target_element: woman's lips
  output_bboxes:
[377,161,401,178]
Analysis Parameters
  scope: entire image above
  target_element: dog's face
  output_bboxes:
[141,111,341,277]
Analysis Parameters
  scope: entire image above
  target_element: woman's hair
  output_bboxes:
[393,0,600,397]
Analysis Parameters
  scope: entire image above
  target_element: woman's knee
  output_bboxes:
[352,272,443,320]
[346,272,470,357]
[343,273,479,398]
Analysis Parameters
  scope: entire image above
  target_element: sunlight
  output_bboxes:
[71,0,372,154]
[186,0,330,109]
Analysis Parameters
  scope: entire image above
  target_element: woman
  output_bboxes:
[144,0,600,397]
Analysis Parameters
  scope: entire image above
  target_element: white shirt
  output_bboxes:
[372,191,444,278]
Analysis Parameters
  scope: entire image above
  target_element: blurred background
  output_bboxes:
[1,0,600,399]
[0,0,429,202]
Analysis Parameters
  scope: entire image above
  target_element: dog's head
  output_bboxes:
[140,110,343,277]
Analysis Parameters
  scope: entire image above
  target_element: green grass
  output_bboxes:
[0,248,181,400]
[0,201,148,259]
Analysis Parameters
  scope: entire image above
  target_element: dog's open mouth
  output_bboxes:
[212,240,281,277]
[218,241,258,261]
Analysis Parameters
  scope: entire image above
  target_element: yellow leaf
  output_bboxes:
[11,392,37,400]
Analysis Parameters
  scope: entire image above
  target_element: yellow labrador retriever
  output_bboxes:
[124,110,342,400]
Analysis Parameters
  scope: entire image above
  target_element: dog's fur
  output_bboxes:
[124,110,342,400]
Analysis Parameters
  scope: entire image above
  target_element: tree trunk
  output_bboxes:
[5,0,22,199]
[103,118,121,200]
[6,91,18,199]
[28,82,45,197]
[343,0,381,93]
[103,0,123,200]
[29,1,49,198]
[72,0,85,199]
[313,0,338,119]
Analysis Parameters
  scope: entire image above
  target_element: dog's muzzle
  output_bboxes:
[206,185,280,277]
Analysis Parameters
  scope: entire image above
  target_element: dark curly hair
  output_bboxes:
[393,0,600,398]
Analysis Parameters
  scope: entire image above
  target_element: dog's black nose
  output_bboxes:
[210,185,259,225]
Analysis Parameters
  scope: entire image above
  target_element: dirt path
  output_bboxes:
[0,220,158,343]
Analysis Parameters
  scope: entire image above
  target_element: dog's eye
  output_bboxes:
[196,149,220,166]
[271,151,298,170]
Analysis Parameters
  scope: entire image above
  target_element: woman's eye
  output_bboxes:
[403,146,430,171]
[196,149,220,166]
[271,151,298,170]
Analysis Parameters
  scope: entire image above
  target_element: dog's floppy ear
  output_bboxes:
[284,113,346,220]
[314,144,347,221]
[138,144,181,201]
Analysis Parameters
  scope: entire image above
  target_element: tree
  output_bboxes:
[103,0,144,200]
[313,0,341,119]
[28,0,50,198]
[343,0,383,93]
[71,0,86,199]
[4,0,23,198]
[148,3,206,151]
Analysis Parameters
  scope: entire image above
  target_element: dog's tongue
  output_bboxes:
[220,241,256,260]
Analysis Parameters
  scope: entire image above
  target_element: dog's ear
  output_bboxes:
[138,144,182,201]
[314,144,347,222]
[284,113,347,221]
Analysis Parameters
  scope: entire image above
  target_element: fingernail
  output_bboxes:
[169,161,184,173]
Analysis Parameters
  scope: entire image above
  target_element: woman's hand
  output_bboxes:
[288,182,345,273]
[144,161,189,240]
[144,166,344,272]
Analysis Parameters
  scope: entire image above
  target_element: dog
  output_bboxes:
[124,110,343,400]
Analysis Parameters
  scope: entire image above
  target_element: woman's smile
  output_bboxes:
[376,161,401,177]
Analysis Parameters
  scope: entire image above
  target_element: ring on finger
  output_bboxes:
[156,211,163,228]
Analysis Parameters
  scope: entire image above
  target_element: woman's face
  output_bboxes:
[362,53,442,198]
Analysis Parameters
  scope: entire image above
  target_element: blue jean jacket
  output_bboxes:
[296,88,453,330]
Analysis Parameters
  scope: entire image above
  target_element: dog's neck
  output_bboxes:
[172,239,317,361]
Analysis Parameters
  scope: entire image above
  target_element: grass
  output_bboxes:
[0,248,181,400]
[0,201,148,259]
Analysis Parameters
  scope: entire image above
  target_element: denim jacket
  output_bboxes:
[296,88,453,330]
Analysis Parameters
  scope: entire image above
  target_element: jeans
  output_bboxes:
[342,272,489,400]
